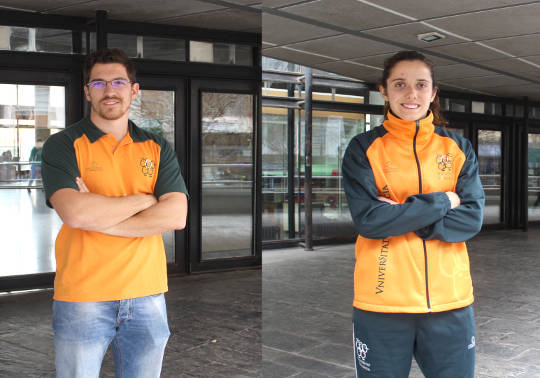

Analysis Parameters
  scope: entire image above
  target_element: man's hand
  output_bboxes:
[378,196,398,205]
[76,177,89,193]
[445,191,461,209]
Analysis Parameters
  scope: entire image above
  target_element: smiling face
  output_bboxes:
[84,63,139,123]
[379,60,437,122]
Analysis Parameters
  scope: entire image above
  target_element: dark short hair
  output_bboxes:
[83,48,136,84]
[379,50,448,126]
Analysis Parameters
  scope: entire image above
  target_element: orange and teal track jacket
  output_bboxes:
[343,111,485,313]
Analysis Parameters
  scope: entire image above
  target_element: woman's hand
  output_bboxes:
[445,191,461,209]
[377,196,398,205]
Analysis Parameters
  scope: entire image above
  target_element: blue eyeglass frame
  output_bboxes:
[86,79,132,90]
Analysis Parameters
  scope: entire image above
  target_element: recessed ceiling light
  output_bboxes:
[417,32,446,43]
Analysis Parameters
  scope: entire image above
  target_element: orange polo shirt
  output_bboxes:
[42,118,188,302]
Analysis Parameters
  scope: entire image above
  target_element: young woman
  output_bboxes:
[343,51,485,377]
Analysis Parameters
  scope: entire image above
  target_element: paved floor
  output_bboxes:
[1,228,540,377]
[263,228,540,378]
[0,269,261,378]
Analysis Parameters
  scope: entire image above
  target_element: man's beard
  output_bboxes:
[91,96,130,121]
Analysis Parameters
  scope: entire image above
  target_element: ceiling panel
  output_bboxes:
[428,3,540,40]
[262,13,338,44]
[352,52,455,69]
[0,0,79,12]
[487,84,540,100]
[374,0,532,20]
[263,41,276,48]
[263,0,309,8]
[424,42,507,62]
[433,64,495,80]
[280,0,407,31]
[163,9,260,32]
[477,57,540,79]
[37,0,225,21]
[437,83,490,95]
[521,55,540,66]
[225,0,261,5]
[286,34,396,60]
[242,27,263,34]
[2,1,262,33]
[482,34,540,57]
[313,60,382,82]
[443,75,531,90]
[263,46,334,65]
[364,22,467,48]
[260,1,540,100]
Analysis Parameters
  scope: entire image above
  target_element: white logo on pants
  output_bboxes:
[468,336,475,350]
[355,338,371,371]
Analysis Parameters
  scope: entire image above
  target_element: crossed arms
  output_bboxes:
[50,177,187,237]
[342,136,484,242]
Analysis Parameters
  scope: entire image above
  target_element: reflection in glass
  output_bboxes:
[108,33,138,57]
[528,134,540,221]
[310,111,363,239]
[107,34,186,62]
[130,90,176,262]
[0,84,65,276]
[0,189,61,277]
[141,36,186,61]
[0,84,65,188]
[262,108,290,241]
[478,130,502,224]
[190,41,253,66]
[201,92,253,260]
[0,26,72,54]
[130,90,175,146]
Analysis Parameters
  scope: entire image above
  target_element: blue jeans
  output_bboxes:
[53,293,170,378]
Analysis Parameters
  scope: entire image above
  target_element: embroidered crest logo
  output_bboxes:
[436,153,453,172]
[140,158,155,178]
[86,160,103,172]
[355,338,371,371]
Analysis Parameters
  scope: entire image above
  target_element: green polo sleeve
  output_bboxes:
[41,132,80,208]
[154,137,188,199]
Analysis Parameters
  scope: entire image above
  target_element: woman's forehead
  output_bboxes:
[388,60,432,80]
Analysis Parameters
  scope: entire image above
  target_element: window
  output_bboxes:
[108,34,186,61]
[190,41,253,66]
[0,26,72,54]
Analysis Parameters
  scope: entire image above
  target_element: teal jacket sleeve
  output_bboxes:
[343,131,452,240]
[414,137,485,242]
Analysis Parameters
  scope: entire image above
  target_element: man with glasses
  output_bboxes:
[41,48,188,377]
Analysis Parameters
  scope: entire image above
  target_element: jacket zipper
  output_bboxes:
[413,120,431,312]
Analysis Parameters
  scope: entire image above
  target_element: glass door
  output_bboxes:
[476,127,503,225]
[309,110,364,239]
[200,92,254,259]
[134,75,187,273]
[189,79,260,272]
[528,132,540,222]
[0,69,80,289]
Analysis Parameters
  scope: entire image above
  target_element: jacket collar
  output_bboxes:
[382,111,435,146]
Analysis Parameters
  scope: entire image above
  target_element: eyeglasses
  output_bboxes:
[86,79,132,90]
